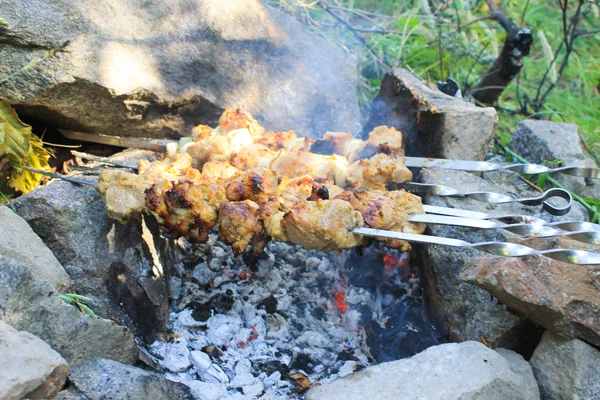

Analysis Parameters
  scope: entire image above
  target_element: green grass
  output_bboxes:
[267,0,599,149]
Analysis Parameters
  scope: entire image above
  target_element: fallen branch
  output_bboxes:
[470,0,533,106]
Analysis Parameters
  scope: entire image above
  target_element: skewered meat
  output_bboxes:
[201,160,240,182]
[218,200,269,256]
[217,108,264,139]
[145,170,226,242]
[280,199,365,251]
[229,144,278,170]
[97,153,193,222]
[367,126,405,157]
[275,176,340,211]
[191,124,214,142]
[270,151,348,187]
[255,130,297,150]
[334,189,426,251]
[185,128,253,169]
[226,168,279,202]
[346,153,412,191]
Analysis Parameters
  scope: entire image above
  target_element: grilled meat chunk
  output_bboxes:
[229,144,278,170]
[226,168,279,202]
[201,160,240,182]
[218,200,269,256]
[255,130,297,150]
[335,189,426,251]
[280,199,364,251]
[217,108,264,138]
[145,172,226,242]
[346,153,412,191]
[367,126,405,157]
[97,153,193,222]
[270,151,348,187]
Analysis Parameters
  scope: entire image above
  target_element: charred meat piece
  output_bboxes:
[335,189,426,251]
[218,200,269,256]
[226,168,279,203]
[217,108,264,138]
[185,128,253,169]
[255,130,297,151]
[367,126,405,157]
[97,153,193,222]
[280,199,365,251]
[310,131,367,163]
[191,124,214,142]
[145,176,226,242]
[229,144,278,170]
[346,153,412,191]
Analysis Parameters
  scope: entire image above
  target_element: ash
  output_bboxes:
[144,234,420,399]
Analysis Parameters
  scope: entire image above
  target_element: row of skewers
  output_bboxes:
[27,108,600,264]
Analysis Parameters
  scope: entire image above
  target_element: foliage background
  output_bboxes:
[266,0,599,150]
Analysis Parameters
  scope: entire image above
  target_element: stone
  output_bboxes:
[0,205,71,290]
[461,251,600,347]
[529,331,600,400]
[508,120,596,193]
[0,0,360,139]
[0,254,138,365]
[416,168,538,346]
[0,320,69,400]
[68,358,195,399]
[362,68,497,160]
[13,153,169,338]
[306,341,539,400]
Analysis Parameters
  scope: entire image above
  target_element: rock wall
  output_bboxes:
[0,0,361,138]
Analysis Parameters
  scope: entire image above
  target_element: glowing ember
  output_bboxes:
[383,252,401,274]
[334,291,348,313]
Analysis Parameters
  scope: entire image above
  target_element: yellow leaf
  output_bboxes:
[0,100,51,194]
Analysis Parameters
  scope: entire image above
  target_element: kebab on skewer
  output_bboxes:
[95,109,426,255]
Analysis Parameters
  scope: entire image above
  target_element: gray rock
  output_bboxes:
[416,168,534,345]
[0,205,71,290]
[68,358,195,400]
[530,331,600,400]
[0,0,360,139]
[509,120,596,193]
[306,341,540,400]
[13,172,169,338]
[0,320,69,400]
[0,254,138,365]
[363,68,497,160]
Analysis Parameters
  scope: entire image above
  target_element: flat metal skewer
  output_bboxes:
[71,151,138,169]
[398,183,572,216]
[354,228,600,265]
[404,156,600,179]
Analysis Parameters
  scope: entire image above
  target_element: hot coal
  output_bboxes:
[142,232,440,399]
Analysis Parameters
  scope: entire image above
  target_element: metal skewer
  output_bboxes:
[409,214,600,245]
[398,183,572,216]
[403,156,600,179]
[354,228,600,265]
[71,151,138,169]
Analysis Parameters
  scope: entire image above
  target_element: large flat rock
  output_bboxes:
[529,331,600,399]
[0,320,69,400]
[0,254,138,365]
[14,160,169,338]
[0,205,71,290]
[0,0,361,138]
[461,248,600,347]
[306,341,539,400]
[363,68,497,160]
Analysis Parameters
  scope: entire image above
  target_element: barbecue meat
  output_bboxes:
[217,108,264,139]
[97,153,193,222]
[201,161,240,182]
[96,171,151,223]
[226,168,279,202]
[229,144,278,170]
[334,189,425,251]
[280,199,364,251]
[191,124,214,142]
[270,151,348,187]
[218,200,269,256]
[275,176,338,211]
[185,128,253,169]
[310,131,367,163]
[145,172,226,242]
[367,126,405,157]
[346,153,412,190]
[255,130,297,150]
